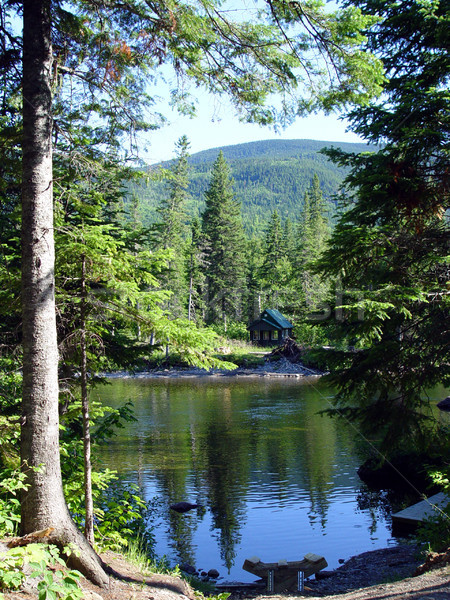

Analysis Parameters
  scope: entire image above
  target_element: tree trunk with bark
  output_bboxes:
[20,0,107,586]
[81,253,95,546]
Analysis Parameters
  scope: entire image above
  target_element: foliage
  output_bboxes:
[59,396,156,554]
[209,321,249,341]
[293,321,332,348]
[152,136,192,318]
[93,477,156,554]
[1,0,384,155]
[0,544,83,600]
[294,174,332,316]
[0,468,28,536]
[0,412,20,469]
[62,457,155,554]
[258,210,293,309]
[185,217,206,324]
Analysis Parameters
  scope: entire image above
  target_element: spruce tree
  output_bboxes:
[185,217,205,323]
[258,210,293,310]
[154,136,191,318]
[202,152,246,328]
[156,136,190,249]
[295,175,331,316]
[316,0,449,455]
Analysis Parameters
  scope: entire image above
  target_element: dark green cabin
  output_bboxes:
[248,309,293,346]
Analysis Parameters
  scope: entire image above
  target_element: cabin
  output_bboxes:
[248,309,293,346]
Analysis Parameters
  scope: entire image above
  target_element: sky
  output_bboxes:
[125,0,365,165]
[140,98,364,165]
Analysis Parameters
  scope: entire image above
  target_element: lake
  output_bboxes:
[93,375,401,582]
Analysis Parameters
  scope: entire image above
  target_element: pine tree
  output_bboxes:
[202,152,247,328]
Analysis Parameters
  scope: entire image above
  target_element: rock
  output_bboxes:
[179,563,197,575]
[437,396,450,412]
[207,569,220,578]
[216,346,231,354]
[315,570,337,579]
[358,454,444,493]
[170,502,200,513]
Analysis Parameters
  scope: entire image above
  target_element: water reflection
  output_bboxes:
[94,377,395,579]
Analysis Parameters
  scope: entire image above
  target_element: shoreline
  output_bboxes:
[105,357,324,380]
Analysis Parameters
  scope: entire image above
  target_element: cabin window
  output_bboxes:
[252,330,259,341]
[263,331,270,340]
[271,330,278,340]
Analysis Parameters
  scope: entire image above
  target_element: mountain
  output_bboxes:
[132,138,375,234]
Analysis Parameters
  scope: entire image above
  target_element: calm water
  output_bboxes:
[94,376,399,581]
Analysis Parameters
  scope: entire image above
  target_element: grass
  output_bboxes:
[121,541,230,599]
[138,339,270,371]
[212,340,269,367]
[121,538,178,577]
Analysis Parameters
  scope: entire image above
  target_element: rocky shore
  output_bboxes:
[213,544,426,597]
[116,357,323,379]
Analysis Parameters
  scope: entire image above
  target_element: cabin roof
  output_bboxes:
[248,309,293,331]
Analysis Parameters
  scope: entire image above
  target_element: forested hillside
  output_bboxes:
[132,139,374,233]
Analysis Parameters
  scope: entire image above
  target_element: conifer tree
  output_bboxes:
[259,210,293,310]
[154,136,191,317]
[156,136,190,248]
[202,152,246,328]
[282,217,296,258]
[294,175,331,315]
[185,218,205,323]
[246,236,265,322]
[316,0,449,455]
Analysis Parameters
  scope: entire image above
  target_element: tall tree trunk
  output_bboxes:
[188,253,193,322]
[81,253,95,546]
[20,0,107,586]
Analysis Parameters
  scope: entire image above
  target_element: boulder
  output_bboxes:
[207,569,220,578]
[170,502,200,513]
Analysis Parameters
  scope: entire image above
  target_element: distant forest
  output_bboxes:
[130,138,375,233]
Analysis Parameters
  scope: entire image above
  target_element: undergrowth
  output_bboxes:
[0,543,83,600]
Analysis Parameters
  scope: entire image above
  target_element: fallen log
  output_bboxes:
[6,527,55,547]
